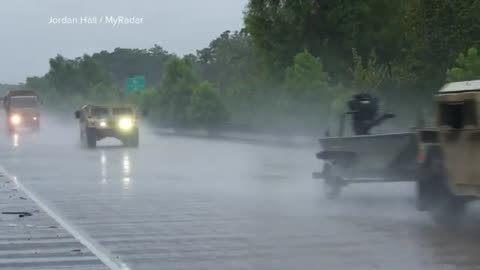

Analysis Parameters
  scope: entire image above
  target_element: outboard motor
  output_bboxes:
[347,93,394,135]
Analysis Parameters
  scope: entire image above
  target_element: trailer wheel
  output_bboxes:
[322,165,342,200]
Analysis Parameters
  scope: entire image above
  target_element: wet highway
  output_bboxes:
[3,116,480,270]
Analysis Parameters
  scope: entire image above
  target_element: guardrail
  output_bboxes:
[154,127,317,148]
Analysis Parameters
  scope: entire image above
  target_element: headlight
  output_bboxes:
[10,114,21,125]
[99,120,108,128]
[118,118,133,130]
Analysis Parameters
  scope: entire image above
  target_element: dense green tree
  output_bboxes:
[91,46,170,87]
[196,30,260,89]
[189,81,228,130]
[447,48,480,82]
[45,54,114,95]
[245,0,480,89]
[396,0,480,91]
[285,49,329,102]
[351,49,388,93]
[244,0,406,81]
[223,78,278,129]
[46,55,80,93]
[244,0,323,74]
[280,50,331,132]
[160,56,198,126]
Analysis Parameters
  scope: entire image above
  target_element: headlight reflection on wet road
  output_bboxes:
[97,149,132,190]
[13,133,19,147]
[100,151,107,184]
[122,151,131,191]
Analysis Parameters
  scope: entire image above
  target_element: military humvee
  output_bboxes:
[417,79,480,222]
[75,104,140,148]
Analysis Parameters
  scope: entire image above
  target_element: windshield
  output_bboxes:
[91,106,109,116]
[113,108,133,115]
[10,96,38,108]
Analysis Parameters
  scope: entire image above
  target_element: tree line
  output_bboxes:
[24,0,480,134]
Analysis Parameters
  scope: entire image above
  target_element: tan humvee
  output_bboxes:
[75,104,140,148]
[417,79,480,223]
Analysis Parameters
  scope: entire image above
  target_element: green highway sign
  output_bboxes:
[125,76,146,93]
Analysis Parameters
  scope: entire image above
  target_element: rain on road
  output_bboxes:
[2,116,480,270]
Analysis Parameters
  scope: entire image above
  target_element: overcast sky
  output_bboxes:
[0,0,248,84]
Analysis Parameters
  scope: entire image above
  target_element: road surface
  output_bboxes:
[2,116,480,270]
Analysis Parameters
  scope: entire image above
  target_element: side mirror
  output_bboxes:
[75,111,80,119]
[142,109,149,117]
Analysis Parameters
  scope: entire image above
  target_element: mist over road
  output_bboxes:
[2,115,480,270]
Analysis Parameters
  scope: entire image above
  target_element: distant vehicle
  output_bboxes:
[313,80,480,223]
[2,90,41,134]
[75,104,141,148]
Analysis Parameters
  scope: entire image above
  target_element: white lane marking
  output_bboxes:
[0,167,130,270]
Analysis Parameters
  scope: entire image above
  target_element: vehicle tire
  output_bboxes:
[421,149,467,225]
[416,165,437,211]
[80,127,87,148]
[322,164,342,200]
[431,188,466,226]
[124,129,139,148]
[85,128,97,148]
